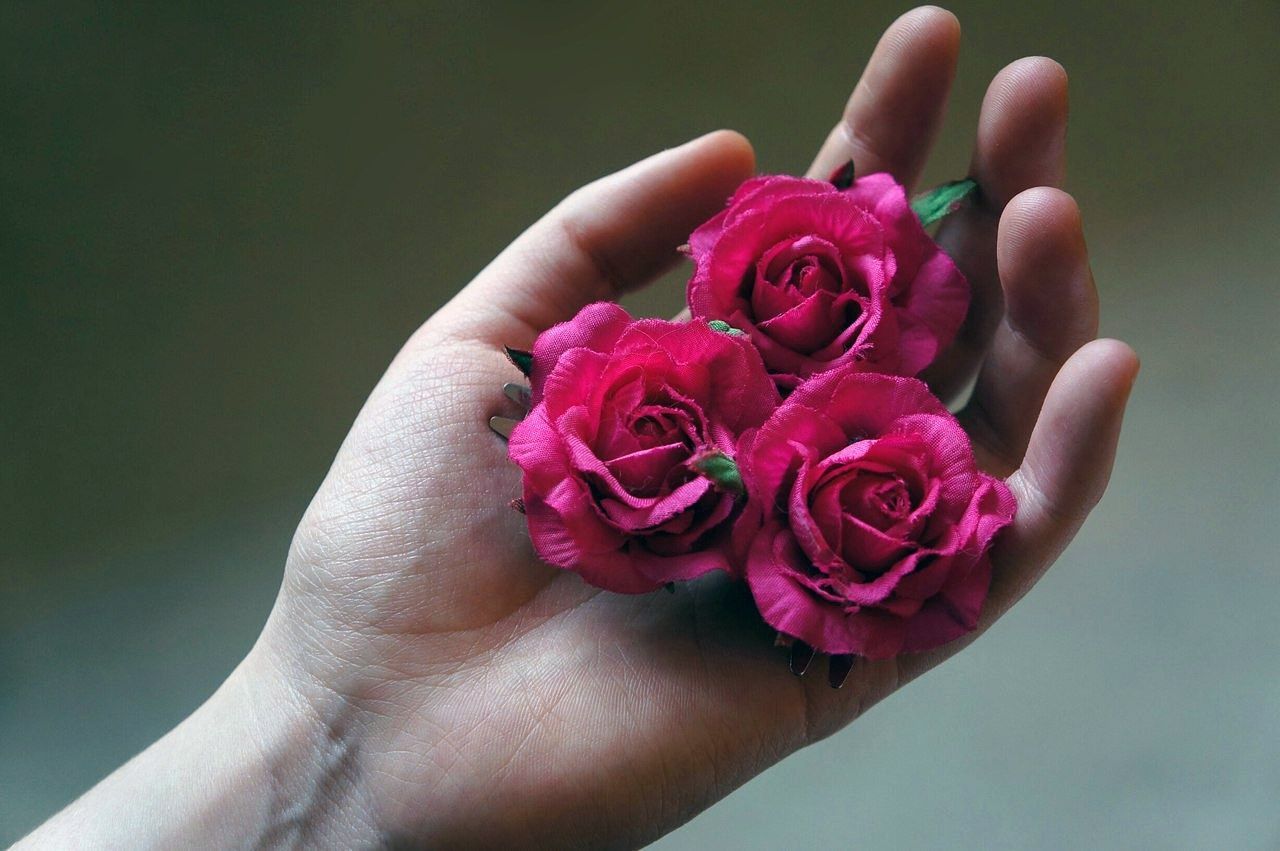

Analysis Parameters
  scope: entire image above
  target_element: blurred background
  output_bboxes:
[3,1,1278,846]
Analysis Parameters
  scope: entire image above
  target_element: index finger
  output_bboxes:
[806,6,960,189]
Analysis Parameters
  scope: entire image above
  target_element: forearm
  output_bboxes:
[15,648,373,850]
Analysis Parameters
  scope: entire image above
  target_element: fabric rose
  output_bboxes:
[735,369,1015,659]
[509,302,780,593]
[687,172,969,390]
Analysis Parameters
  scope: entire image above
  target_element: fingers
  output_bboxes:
[984,339,1139,619]
[805,6,960,188]
[437,130,755,344]
[960,188,1099,475]
[922,57,1070,400]
[893,339,1137,687]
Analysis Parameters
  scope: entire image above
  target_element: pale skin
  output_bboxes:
[19,8,1139,849]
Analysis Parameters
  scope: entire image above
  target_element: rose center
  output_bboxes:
[737,236,872,354]
[777,254,842,296]
[629,408,693,450]
[840,472,913,530]
[593,400,702,499]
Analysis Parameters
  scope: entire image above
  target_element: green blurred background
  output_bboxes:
[3,2,1278,846]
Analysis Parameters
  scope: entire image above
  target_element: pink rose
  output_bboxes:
[687,173,969,390]
[509,303,780,593]
[735,369,1015,659]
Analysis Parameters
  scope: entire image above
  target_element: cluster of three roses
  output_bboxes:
[506,169,1015,663]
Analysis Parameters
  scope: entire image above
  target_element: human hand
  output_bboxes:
[20,8,1137,850]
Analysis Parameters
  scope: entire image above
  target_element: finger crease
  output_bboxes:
[838,118,883,173]
[1004,318,1069,367]
[559,214,634,302]
[961,394,1021,473]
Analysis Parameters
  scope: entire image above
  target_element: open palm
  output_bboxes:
[256,9,1138,848]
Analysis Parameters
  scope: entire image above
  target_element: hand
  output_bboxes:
[21,8,1137,849]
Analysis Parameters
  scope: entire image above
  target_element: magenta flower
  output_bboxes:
[735,368,1015,659]
[687,173,969,390]
[509,303,780,593]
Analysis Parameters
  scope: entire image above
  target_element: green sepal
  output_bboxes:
[504,346,533,377]
[829,159,856,190]
[707,319,745,336]
[690,451,745,495]
[911,178,978,227]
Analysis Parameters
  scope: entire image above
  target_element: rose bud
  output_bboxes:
[687,173,969,390]
[735,369,1016,659]
[509,303,780,593]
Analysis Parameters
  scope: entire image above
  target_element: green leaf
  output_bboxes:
[690,451,745,495]
[707,319,745,336]
[911,178,978,227]
[504,346,533,377]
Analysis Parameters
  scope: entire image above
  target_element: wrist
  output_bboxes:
[230,641,379,849]
[16,644,379,850]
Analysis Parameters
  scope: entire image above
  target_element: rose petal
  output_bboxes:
[530,302,632,404]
